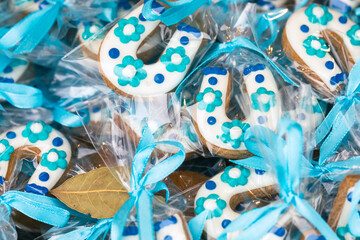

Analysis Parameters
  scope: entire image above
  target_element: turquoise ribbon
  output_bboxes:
[0,82,43,110]
[142,0,211,26]
[313,58,360,165]
[56,219,112,240]
[215,118,339,240]
[349,180,360,236]
[56,125,185,240]
[175,36,297,99]
[0,190,70,227]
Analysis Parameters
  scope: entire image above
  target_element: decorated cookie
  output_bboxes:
[194,65,281,159]
[331,0,360,13]
[0,58,29,83]
[194,166,283,239]
[14,0,54,13]
[99,3,203,97]
[257,0,287,11]
[77,21,105,59]
[282,3,360,97]
[0,121,71,195]
[122,213,191,240]
[295,217,325,240]
[328,175,360,240]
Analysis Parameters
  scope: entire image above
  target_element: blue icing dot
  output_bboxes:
[347,192,353,202]
[270,226,286,237]
[243,64,266,76]
[255,74,264,83]
[0,176,4,185]
[139,13,146,21]
[123,226,138,236]
[203,67,227,75]
[3,66,12,74]
[339,16,347,24]
[298,113,306,121]
[109,48,120,59]
[208,77,218,85]
[177,23,201,38]
[257,116,266,124]
[180,36,189,45]
[154,216,177,231]
[52,137,63,147]
[205,180,216,190]
[221,219,231,228]
[39,172,50,182]
[300,24,309,33]
[6,131,16,139]
[255,169,265,175]
[325,61,334,70]
[330,72,347,85]
[92,106,101,113]
[24,183,49,195]
[207,116,216,125]
[164,236,173,240]
[235,203,245,212]
[154,73,165,84]
[151,1,166,14]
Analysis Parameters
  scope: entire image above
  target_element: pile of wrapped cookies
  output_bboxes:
[4,0,360,239]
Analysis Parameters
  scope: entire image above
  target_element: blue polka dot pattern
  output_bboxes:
[109,48,120,59]
[205,180,216,190]
[208,77,218,85]
[255,169,265,175]
[298,113,306,121]
[300,25,309,33]
[207,116,216,125]
[257,116,266,124]
[6,131,16,139]
[164,235,173,240]
[0,176,4,185]
[139,13,146,21]
[339,16,347,24]
[154,74,165,84]
[255,74,264,83]
[39,172,50,182]
[180,36,189,45]
[221,219,231,228]
[52,137,63,147]
[325,61,334,70]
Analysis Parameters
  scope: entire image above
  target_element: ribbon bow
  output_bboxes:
[0,190,70,227]
[348,180,360,236]
[211,119,338,240]
[314,58,360,164]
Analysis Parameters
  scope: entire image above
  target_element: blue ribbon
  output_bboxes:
[142,0,211,26]
[175,36,297,99]
[349,180,360,236]
[57,126,185,240]
[214,118,339,240]
[0,190,70,227]
[313,58,360,165]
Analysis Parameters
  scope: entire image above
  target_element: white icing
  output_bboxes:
[194,167,282,239]
[77,21,104,57]
[194,66,281,152]
[0,122,71,194]
[99,4,203,96]
[0,58,29,83]
[285,5,360,92]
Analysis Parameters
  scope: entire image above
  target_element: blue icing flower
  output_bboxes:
[221,166,250,187]
[220,119,250,149]
[154,216,177,231]
[251,87,276,112]
[114,56,147,87]
[305,4,333,25]
[303,36,329,58]
[203,67,227,76]
[330,72,347,86]
[139,118,165,139]
[301,96,326,114]
[160,46,190,72]
[0,139,14,161]
[114,17,145,44]
[41,149,68,171]
[177,23,201,38]
[22,122,52,143]
[347,25,360,46]
[196,87,222,112]
[336,225,360,240]
[82,22,103,40]
[195,194,226,219]
[243,63,266,76]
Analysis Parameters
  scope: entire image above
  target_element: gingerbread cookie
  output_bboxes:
[282,3,360,97]
[194,65,281,159]
[99,3,203,97]
[0,121,71,195]
[77,21,104,59]
[328,175,360,239]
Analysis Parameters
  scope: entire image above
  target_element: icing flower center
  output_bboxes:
[259,94,271,104]
[355,30,360,40]
[313,7,324,18]
[171,53,183,65]
[0,143,5,152]
[30,123,44,133]
[230,127,242,140]
[123,24,136,36]
[123,65,137,78]
[47,152,59,162]
[204,199,218,211]
[311,40,322,50]
[203,92,215,104]
[229,167,241,178]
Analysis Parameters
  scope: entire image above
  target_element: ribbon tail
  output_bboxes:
[53,106,89,127]
[137,191,155,240]
[189,210,209,240]
[231,157,268,171]
[111,197,135,239]
[0,82,43,109]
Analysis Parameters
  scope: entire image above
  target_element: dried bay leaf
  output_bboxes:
[51,167,129,219]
